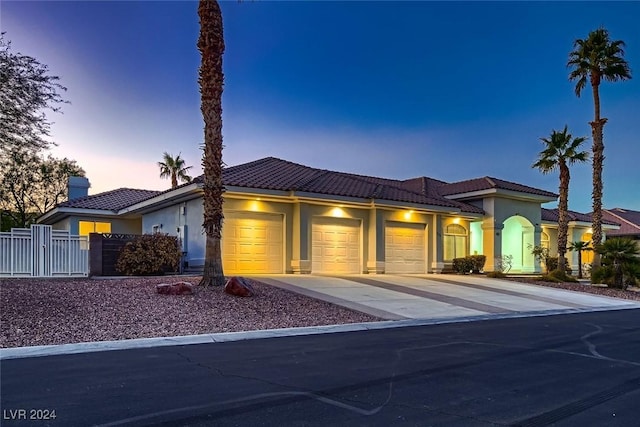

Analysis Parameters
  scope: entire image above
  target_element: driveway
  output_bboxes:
[255,274,640,321]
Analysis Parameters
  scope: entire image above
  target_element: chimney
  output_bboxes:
[68,176,90,201]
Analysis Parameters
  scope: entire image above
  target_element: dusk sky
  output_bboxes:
[2,1,638,213]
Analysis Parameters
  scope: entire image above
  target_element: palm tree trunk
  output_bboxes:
[577,249,583,279]
[557,162,569,272]
[590,80,606,270]
[198,0,226,288]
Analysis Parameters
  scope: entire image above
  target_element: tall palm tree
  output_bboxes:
[533,126,589,273]
[569,240,592,279]
[197,0,226,287]
[158,152,193,188]
[568,27,632,268]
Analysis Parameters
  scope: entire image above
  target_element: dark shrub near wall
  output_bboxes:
[116,234,182,276]
[453,255,487,274]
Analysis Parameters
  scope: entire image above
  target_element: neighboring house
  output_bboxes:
[38,157,617,275]
[602,208,640,250]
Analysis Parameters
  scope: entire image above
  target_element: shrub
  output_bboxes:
[116,233,182,276]
[494,255,513,273]
[453,257,474,274]
[544,257,573,276]
[594,238,640,289]
[469,255,486,273]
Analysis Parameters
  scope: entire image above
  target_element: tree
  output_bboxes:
[568,27,632,268]
[532,126,588,273]
[158,152,193,189]
[0,33,67,153]
[197,0,226,287]
[569,240,592,279]
[594,238,640,289]
[0,147,85,229]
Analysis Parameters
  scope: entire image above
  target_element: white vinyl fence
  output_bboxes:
[0,225,88,277]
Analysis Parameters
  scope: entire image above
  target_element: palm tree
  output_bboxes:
[197,0,226,287]
[158,152,193,189]
[595,238,640,289]
[533,126,589,273]
[568,27,632,268]
[568,240,592,279]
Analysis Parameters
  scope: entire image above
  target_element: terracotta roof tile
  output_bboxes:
[59,188,161,212]
[541,208,620,226]
[439,176,557,198]
[220,157,484,213]
[603,208,640,236]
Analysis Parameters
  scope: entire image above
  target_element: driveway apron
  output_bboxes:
[254,274,640,321]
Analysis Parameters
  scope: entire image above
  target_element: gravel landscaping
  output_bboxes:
[0,276,380,349]
[2,275,638,349]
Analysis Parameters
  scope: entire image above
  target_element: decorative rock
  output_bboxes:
[156,282,195,296]
[224,276,255,297]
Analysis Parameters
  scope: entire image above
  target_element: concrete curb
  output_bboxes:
[2,304,638,361]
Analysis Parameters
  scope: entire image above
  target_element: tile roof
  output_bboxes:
[439,176,558,198]
[603,208,640,236]
[52,157,562,218]
[58,188,161,212]
[541,208,620,226]
[222,157,484,213]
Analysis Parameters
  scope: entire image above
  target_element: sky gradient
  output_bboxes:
[2,1,639,213]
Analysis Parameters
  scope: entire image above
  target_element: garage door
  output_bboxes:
[312,217,360,274]
[385,222,426,274]
[222,212,283,274]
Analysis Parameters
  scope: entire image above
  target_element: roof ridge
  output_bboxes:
[604,209,640,231]
[485,176,496,187]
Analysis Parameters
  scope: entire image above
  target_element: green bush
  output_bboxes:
[594,238,640,289]
[116,233,182,276]
[469,255,487,273]
[545,257,573,276]
[452,257,475,274]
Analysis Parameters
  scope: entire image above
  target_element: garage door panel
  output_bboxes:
[223,212,283,274]
[385,222,426,274]
[312,218,360,274]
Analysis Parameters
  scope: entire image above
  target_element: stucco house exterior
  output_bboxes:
[38,157,619,275]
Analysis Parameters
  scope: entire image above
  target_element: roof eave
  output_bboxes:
[119,183,202,214]
[445,188,557,203]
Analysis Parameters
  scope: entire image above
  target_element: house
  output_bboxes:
[602,208,640,250]
[38,157,618,275]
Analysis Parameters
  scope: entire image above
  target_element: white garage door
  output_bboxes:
[222,212,283,274]
[385,222,426,274]
[312,217,360,274]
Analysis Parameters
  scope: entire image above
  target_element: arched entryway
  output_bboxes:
[502,215,536,273]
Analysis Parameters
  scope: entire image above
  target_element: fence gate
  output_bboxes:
[0,225,88,277]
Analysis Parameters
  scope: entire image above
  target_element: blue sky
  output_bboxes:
[2,1,639,212]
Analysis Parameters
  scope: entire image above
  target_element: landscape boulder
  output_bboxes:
[224,276,255,297]
[156,282,195,296]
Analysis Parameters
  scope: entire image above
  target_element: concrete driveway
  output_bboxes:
[255,274,640,321]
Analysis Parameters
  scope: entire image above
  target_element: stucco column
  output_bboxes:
[521,225,537,273]
[291,202,311,274]
[481,221,504,272]
[430,214,444,273]
[367,209,385,274]
[532,224,543,273]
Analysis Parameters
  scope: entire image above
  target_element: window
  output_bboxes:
[79,221,111,236]
[541,231,550,250]
[444,223,467,261]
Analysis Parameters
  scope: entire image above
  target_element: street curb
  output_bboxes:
[2,305,638,361]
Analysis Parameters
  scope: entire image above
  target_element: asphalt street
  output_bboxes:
[2,309,640,426]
